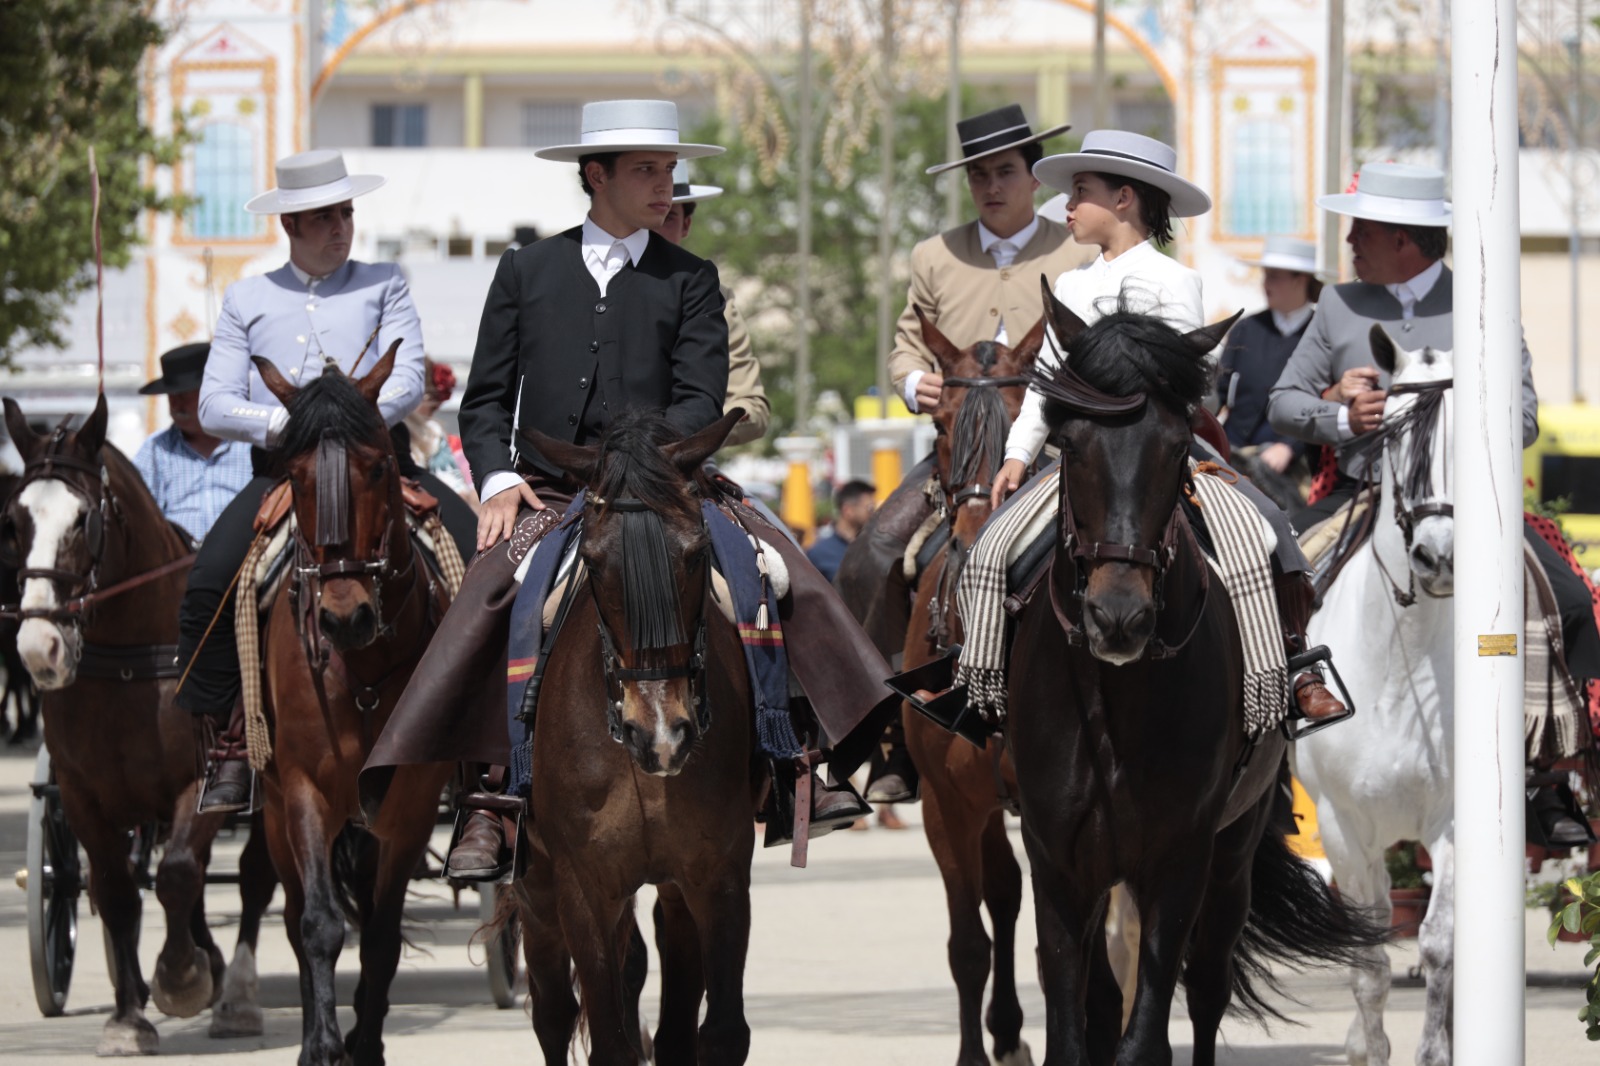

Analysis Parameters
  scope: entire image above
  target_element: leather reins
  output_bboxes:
[1367,377,1454,608]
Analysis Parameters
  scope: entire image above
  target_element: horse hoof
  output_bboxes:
[209,944,264,1037]
[151,947,215,1019]
[96,1016,159,1056]
[209,999,265,1039]
[996,1042,1035,1066]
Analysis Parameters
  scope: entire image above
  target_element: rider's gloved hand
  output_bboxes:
[477,480,544,552]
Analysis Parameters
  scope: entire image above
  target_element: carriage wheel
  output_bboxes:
[480,883,523,1009]
[26,746,81,1017]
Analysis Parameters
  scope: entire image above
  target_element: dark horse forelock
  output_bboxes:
[593,412,697,655]
[276,370,386,458]
[949,378,1010,493]
[1036,307,1209,428]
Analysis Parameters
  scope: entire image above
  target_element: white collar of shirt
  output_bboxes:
[582,216,649,272]
[288,261,331,289]
[1385,259,1444,320]
[977,216,1040,266]
[1089,238,1160,277]
[1271,304,1315,336]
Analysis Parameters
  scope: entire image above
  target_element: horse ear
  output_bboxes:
[74,393,109,458]
[4,398,44,463]
[667,408,744,473]
[1369,324,1399,376]
[1180,310,1244,357]
[252,356,298,407]
[521,427,600,485]
[1008,315,1047,370]
[1040,276,1088,347]
[914,306,964,375]
[356,339,401,406]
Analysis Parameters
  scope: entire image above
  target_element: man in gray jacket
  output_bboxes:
[1268,161,1538,530]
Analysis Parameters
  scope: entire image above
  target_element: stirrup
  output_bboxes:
[885,646,991,749]
[196,759,259,816]
[1279,645,1357,742]
[446,793,525,886]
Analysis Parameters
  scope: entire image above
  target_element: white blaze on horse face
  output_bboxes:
[1385,345,1456,596]
[16,479,87,688]
[623,678,694,776]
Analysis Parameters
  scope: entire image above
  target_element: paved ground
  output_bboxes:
[0,737,1590,1064]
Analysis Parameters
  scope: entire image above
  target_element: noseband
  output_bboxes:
[1373,378,1454,608]
[586,492,711,744]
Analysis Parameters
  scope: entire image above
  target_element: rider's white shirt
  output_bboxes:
[1004,240,1204,464]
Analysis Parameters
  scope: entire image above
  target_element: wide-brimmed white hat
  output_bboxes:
[535,100,723,163]
[1317,162,1452,226]
[244,149,384,215]
[1033,130,1211,218]
[1238,236,1333,279]
[671,160,722,204]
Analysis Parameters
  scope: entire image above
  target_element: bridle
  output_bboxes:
[0,429,193,627]
[1371,377,1454,608]
[937,373,1031,508]
[585,492,711,744]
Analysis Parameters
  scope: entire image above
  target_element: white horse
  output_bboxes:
[1295,325,1456,1066]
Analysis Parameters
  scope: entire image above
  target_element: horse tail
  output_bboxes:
[1222,828,1390,1023]
[327,824,422,952]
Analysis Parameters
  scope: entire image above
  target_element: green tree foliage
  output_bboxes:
[0,0,182,360]
[683,85,1006,439]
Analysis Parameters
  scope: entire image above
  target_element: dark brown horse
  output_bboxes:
[511,408,758,1066]
[252,347,454,1066]
[0,395,219,1053]
[898,307,1042,1066]
[1003,298,1383,1066]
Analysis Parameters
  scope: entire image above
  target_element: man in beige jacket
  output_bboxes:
[656,162,771,447]
[839,104,1092,804]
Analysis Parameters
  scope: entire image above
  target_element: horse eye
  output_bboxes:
[367,462,387,485]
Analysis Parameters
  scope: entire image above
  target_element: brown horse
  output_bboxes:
[251,347,454,1066]
[898,307,1043,1066]
[511,408,758,1066]
[0,394,220,1053]
[1004,298,1383,1066]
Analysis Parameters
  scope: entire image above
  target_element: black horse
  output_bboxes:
[1004,295,1385,1066]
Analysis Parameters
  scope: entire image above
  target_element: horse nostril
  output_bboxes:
[1413,544,1436,571]
[1129,606,1156,636]
[1087,602,1112,631]
[351,602,375,632]
[319,608,342,635]
[622,721,645,751]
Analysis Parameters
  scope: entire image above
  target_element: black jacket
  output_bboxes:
[458,225,729,483]
[1217,309,1310,455]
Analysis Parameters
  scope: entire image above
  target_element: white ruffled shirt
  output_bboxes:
[1004,240,1205,464]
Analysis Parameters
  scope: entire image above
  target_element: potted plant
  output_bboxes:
[1386,841,1431,938]
[1548,870,1600,1040]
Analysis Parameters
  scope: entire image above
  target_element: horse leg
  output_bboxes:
[212,811,278,1038]
[1321,822,1393,1066]
[923,782,999,1066]
[1415,833,1454,1066]
[680,864,752,1066]
[516,865,578,1066]
[74,810,159,1055]
[1181,804,1266,1066]
[1022,837,1097,1066]
[151,792,225,1019]
[1117,838,1216,1066]
[556,867,640,1065]
[980,810,1032,1066]
[1084,924,1123,1066]
[1103,884,1140,1034]
[651,884,704,1066]
[275,783,348,1066]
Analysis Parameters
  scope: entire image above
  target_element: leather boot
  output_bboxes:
[446,810,511,882]
[198,700,254,815]
[1275,571,1348,722]
[864,719,919,804]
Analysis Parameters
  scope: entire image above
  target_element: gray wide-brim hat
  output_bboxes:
[535,100,724,163]
[244,149,384,215]
[1238,235,1333,280]
[1033,129,1212,218]
[1317,161,1452,226]
[925,104,1071,175]
[671,160,722,204]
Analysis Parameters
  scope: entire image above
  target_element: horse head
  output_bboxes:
[1038,281,1239,665]
[1368,324,1455,599]
[255,341,405,652]
[0,394,110,688]
[527,408,742,777]
[916,305,1043,543]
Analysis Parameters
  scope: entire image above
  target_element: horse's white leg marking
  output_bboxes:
[15,480,85,689]
[1103,885,1140,1034]
[1415,832,1455,1066]
[209,942,265,1038]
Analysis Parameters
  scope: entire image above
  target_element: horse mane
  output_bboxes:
[1037,303,1209,427]
[276,370,386,459]
[101,442,188,559]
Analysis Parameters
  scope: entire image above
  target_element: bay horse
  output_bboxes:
[1295,327,1455,1066]
[898,306,1043,1066]
[1003,298,1384,1066]
[0,394,221,1053]
[512,408,757,1066]
[251,346,454,1066]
